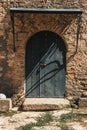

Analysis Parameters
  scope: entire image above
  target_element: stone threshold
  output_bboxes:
[22,98,70,111]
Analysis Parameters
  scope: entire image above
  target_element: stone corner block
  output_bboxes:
[79,98,87,108]
[0,98,12,112]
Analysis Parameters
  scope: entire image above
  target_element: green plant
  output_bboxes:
[69,98,79,108]
[59,111,80,123]
[69,99,75,106]
[22,123,36,130]
[17,112,53,130]
[40,112,53,123]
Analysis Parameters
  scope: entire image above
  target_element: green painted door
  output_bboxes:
[26,31,66,98]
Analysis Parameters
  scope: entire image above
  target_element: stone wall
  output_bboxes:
[0,0,87,106]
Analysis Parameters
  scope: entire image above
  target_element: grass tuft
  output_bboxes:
[59,111,81,122]
[17,112,53,130]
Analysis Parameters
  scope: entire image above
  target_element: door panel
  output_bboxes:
[40,43,65,97]
[40,43,57,97]
[26,64,40,97]
[26,31,66,98]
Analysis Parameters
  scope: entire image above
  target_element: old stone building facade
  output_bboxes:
[0,0,87,106]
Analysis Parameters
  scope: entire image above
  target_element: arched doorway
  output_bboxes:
[25,31,66,98]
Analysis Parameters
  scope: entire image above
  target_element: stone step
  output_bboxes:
[22,98,70,111]
[0,98,12,112]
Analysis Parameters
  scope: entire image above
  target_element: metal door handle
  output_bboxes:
[40,63,46,68]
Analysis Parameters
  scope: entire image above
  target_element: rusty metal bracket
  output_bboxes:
[10,8,82,14]
[10,12,16,52]
[76,13,82,53]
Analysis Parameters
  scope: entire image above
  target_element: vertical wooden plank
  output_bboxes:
[54,47,65,97]
[40,44,56,97]
[26,63,40,97]
[26,75,32,97]
[40,65,45,97]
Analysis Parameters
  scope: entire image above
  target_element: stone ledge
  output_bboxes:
[0,98,12,112]
[23,104,61,111]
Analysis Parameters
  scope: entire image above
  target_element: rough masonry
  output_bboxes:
[0,0,87,106]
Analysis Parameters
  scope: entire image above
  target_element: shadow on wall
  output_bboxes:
[0,85,14,98]
[0,8,15,97]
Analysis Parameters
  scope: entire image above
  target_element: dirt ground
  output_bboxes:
[0,108,87,130]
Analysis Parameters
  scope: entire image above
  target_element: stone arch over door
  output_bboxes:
[25,31,66,98]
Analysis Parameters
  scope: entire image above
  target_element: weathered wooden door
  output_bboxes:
[25,31,66,98]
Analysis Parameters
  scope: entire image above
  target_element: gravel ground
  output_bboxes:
[0,109,87,130]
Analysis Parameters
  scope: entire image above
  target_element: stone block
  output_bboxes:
[82,92,87,98]
[0,98,12,112]
[79,98,87,108]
